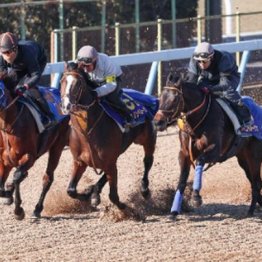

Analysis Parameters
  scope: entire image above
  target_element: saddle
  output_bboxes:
[216,96,262,139]
[19,87,68,133]
[100,88,159,132]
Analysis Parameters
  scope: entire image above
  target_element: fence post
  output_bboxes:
[197,15,202,44]
[235,11,240,66]
[157,19,162,96]
[72,26,78,61]
[115,22,120,55]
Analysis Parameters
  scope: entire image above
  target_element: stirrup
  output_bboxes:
[44,117,57,128]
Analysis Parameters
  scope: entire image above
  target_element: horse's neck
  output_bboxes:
[183,86,204,111]
[0,95,20,132]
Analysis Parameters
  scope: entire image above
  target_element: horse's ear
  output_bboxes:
[66,61,78,71]
[166,72,174,86]
[166,72,180,86]
[64,61,68,71]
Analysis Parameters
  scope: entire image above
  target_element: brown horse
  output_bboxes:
[154,73,262,219]
[0,77,70,220]
[60,62,157,210]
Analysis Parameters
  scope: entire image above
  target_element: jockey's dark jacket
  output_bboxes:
[186,50,241,103]
[0,40,47,88]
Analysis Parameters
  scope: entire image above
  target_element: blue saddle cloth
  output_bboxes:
[99,88,159,131]
[36,86,68,122]
[242,96,262,139]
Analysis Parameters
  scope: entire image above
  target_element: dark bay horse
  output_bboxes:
[0,77,70,220]
[154,74,262,219]
[60,63,157,210]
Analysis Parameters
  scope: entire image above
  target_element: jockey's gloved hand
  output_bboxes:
[15,85,27,96]
[201,87,210,94]
[91,90,98,99]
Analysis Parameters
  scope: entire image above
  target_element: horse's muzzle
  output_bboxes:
[153,110,168,131]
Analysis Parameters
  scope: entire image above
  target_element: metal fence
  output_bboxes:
[52,11,262,62]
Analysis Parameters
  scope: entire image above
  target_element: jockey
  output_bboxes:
[76,45,134,127]
[185,41,256,135]
[0,32,56,127]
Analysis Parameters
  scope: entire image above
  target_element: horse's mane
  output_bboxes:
[166,72,203,94]
[1,75,17,90]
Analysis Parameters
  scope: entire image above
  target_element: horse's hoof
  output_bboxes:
[67,188,77,199]
[117,202,126,210]
[168,211,178,221]
[0,197,13,205]
[191,195,203,208]
[84,185,94,199]
[141,188,150,199]
[31,211,41,219]
[15,208,25,220]
[91,193,101,207]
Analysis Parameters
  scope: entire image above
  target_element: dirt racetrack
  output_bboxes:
[0,126,261,262]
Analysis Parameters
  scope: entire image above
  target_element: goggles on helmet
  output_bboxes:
[77,57,93,64]
[193,52,214,61]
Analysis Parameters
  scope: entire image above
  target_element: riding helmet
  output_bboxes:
[77,45,98,64]
[193,42,214,61]
[0,32,18,52]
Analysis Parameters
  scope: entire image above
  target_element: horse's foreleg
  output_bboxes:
[90,173,107,207]
[191,157,205,208]
[141,155,154,198]
[13,168,28,220]
[67,160,87,200]
[32,171,54,218]
[170,150,191,219]
[32,146,64,218]
[107,165,125,209]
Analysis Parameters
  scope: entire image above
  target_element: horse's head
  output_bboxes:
[60,61,98,114]
[154,73,184,131]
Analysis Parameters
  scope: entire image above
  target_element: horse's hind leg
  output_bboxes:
[237,155,262,216]
[140,124,156,198]
[106,164,125,209]
[141,155,154,198]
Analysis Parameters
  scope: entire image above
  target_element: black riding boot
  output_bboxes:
[234,102,251,124]
[107,92,134,125]
[36,96,57,127]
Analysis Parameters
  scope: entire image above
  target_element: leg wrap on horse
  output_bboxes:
[171,190,183,213]
[193,165,203,192]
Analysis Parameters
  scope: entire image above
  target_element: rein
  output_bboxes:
[62,71,103,175]
[162,85,211,134]
[0,95,24,133]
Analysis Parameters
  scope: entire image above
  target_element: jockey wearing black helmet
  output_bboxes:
[0,32,55,127]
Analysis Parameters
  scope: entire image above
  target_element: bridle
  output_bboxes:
[61,71,97,112]
[159,86,184,126]
[160,85,211,133]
